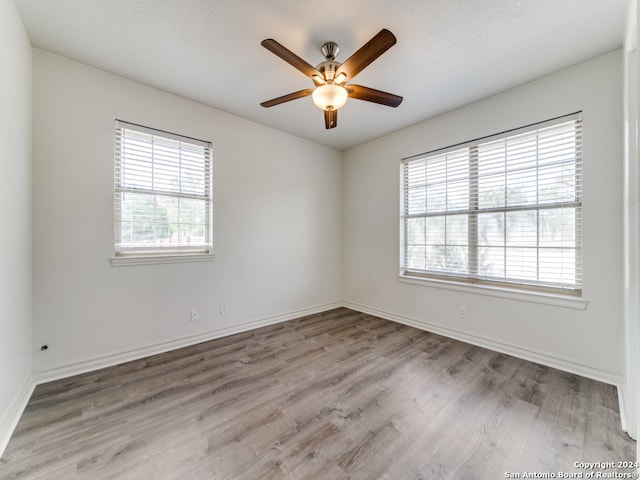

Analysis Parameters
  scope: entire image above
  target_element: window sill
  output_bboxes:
[110,252,215,267]
[398,274,588,310]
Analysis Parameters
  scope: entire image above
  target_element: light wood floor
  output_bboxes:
[1,308,636,479]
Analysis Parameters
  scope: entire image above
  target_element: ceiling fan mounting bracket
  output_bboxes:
[321,41,339,61]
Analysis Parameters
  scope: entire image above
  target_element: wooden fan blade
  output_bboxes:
[336,29,396,81]
[261,39,322,78]
[324,109,338,129]
[261,88,314,108]
[346,84,403,107]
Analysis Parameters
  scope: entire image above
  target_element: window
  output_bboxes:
[114,120,213,259]
[401,113,582,296]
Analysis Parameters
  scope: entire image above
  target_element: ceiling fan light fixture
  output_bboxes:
[311,74,325,85]
[334,72,348,85]
[312,84,348,111]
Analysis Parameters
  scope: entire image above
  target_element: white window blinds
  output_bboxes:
[114,120,213,256]
[401,113,582,295]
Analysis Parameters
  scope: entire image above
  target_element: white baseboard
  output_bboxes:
[0,374,35,459]
[3,302,339,458]
[34,301,342,385]
[7,299,628,459]
[344,302,635,438]
[617,382,639,440]
[342,301,622,387]
[617,383,631,437]
[32,298,625,395]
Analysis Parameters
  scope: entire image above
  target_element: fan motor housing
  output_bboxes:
[316,60,341,82]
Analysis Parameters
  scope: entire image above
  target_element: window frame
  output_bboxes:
[400,112,583,297]
[111,120,214,265]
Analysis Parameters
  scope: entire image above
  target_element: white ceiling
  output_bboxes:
[15,0,627,151]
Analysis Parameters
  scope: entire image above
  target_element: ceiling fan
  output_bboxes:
[260,29,403,129]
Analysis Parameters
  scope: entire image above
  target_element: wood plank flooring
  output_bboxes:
[1,308,636,479]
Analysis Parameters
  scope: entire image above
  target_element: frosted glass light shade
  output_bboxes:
[312,84,348,110]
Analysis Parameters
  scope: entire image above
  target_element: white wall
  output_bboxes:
[32,49,343,377]
[343,51,624,386]
[0,0,33,455]
[623,0,639,444]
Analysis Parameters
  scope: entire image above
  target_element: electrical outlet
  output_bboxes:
[458,306,467,319]
[191,307,200,322]
[219,303,228,315]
